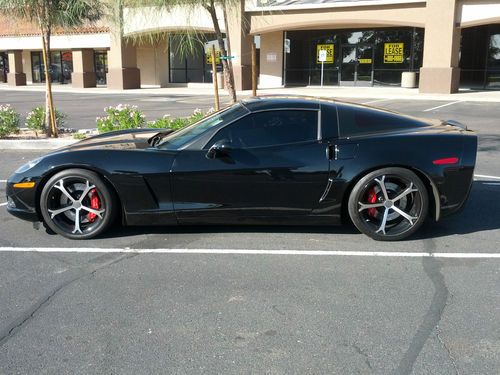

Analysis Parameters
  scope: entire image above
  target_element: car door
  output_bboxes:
[170,109,332,223]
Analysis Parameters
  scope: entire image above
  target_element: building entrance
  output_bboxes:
[340,44,374,86]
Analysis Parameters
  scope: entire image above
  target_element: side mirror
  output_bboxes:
[206,139,232,159]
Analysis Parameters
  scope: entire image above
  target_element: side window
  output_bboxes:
[208,110,318,149]
[337,104,428,137]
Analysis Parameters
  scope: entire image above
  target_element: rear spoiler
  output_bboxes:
[444,119,468,131]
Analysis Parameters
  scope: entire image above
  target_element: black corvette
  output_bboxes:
[6,96,477,241]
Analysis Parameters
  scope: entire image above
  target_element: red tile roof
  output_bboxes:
[0,16,109,37]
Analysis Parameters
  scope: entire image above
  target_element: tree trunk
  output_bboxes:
[41,32,58,138]
[205,1,237,103]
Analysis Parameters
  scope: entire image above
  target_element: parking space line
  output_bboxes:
[475,174,500,180]
[0,180,6,183]
[423,101,462,112]
[0,203,7,207]
[362,99,392,105]
[0,247,498,259]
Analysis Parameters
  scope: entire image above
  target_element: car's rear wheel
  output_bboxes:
[348,167,429,241]
[40,169,116,240]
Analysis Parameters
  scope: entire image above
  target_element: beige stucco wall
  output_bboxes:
[458,0,500,27]
[22,50,32,84]
[249,2,427,34]
[136,41,169,87]
[259,31,284,88]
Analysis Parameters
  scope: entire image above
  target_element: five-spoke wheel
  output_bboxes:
[40,169,116,239]
[348,168,429,241]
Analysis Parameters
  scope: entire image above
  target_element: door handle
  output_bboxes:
[326,145,340,160]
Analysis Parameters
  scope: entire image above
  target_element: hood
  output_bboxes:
[60,128,174,152]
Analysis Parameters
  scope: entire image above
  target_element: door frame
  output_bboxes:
[340,43,375,87]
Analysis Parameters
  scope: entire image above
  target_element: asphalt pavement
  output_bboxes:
[0,93,499,374]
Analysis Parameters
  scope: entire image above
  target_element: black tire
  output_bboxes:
[348,167,429,241]
[40,169,116,240]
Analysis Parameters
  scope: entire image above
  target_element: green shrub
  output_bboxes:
[0,104,20,138]
[96,104,146,133]
[147,108,210,131]
[26,106,66,137]
[73,132,87,140]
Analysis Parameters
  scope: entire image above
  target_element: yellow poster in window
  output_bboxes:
[384,43,404,63]
[206,50,221,65]
[316,44,334,64]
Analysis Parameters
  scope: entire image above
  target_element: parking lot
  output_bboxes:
[1,91,499,374]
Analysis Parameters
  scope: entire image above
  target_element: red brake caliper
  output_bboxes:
[367,188,378,218]
[87,189,100,222]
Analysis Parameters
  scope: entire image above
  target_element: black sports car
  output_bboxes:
[6,96,477,241]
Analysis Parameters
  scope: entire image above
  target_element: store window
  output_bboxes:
[284,27,423,87]
[0,52,8,83]
[460,24,500,89]
[169,33,222,84]
[94,51,108,85]
[31,51,73,83]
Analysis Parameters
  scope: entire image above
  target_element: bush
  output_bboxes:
[26,106,66,137]
[0,104,20,138]
[73,132,87,140]
[96,104,146,133]
[147,108,211,131]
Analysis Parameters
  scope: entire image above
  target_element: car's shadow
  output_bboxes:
[415,180,500,239]
[89,181,499,241]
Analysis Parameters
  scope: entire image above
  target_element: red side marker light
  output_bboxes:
[433,157,459,165]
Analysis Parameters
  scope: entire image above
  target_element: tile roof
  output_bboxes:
[0,16,109,37]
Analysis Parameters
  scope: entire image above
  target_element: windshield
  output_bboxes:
[157,104,249,150]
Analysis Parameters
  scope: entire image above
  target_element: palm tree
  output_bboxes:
[0,0,105,137]
[125,0,238,103]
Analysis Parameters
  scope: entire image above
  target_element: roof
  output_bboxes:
[0,15,109,37]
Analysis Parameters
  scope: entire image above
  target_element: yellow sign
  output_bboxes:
[384,43,404,63]
[359,58,372,64]
[316,44,334,64]
[206,50,221,65]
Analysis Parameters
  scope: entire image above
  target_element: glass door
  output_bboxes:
[340,45,356,85]
[340,44,374,86]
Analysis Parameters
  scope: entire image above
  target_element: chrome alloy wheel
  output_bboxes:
[358,175,421,235]
[348,168,429,241]
[40,169,116,240]
[45,177,106,236]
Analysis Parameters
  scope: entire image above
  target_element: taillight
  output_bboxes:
[433,157,459,165]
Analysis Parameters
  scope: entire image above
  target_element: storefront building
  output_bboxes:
[0,0,499,94]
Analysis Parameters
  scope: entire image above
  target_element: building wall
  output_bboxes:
[1,1,500,93]
[136,41,169,87]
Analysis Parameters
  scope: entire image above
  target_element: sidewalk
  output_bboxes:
[1,83,500,102]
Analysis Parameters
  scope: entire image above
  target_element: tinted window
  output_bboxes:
[158,104,249,150]
[208,110,318,148]
[337,104,429,137]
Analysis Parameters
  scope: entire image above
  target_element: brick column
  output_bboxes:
[72,49,97,88]
[7,50,26,86]
[419,0,461,94]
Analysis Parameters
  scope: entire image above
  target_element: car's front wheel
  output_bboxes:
[348,167,429,241]
[40,169,116,240]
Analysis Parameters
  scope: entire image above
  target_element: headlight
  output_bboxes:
[15,157,43,174]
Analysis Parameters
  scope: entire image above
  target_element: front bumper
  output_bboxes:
[5,181,40,222]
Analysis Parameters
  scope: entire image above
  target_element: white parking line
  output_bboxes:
[0,247,498,259]
[423,101,462,112]
[0,203,7,207]
[475,174,500,180]
[362,99,392,105]
[0,180,6,183]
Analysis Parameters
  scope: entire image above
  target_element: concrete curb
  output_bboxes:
[0,139,78,150]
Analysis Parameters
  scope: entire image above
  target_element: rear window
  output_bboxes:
[337,104,429,137]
